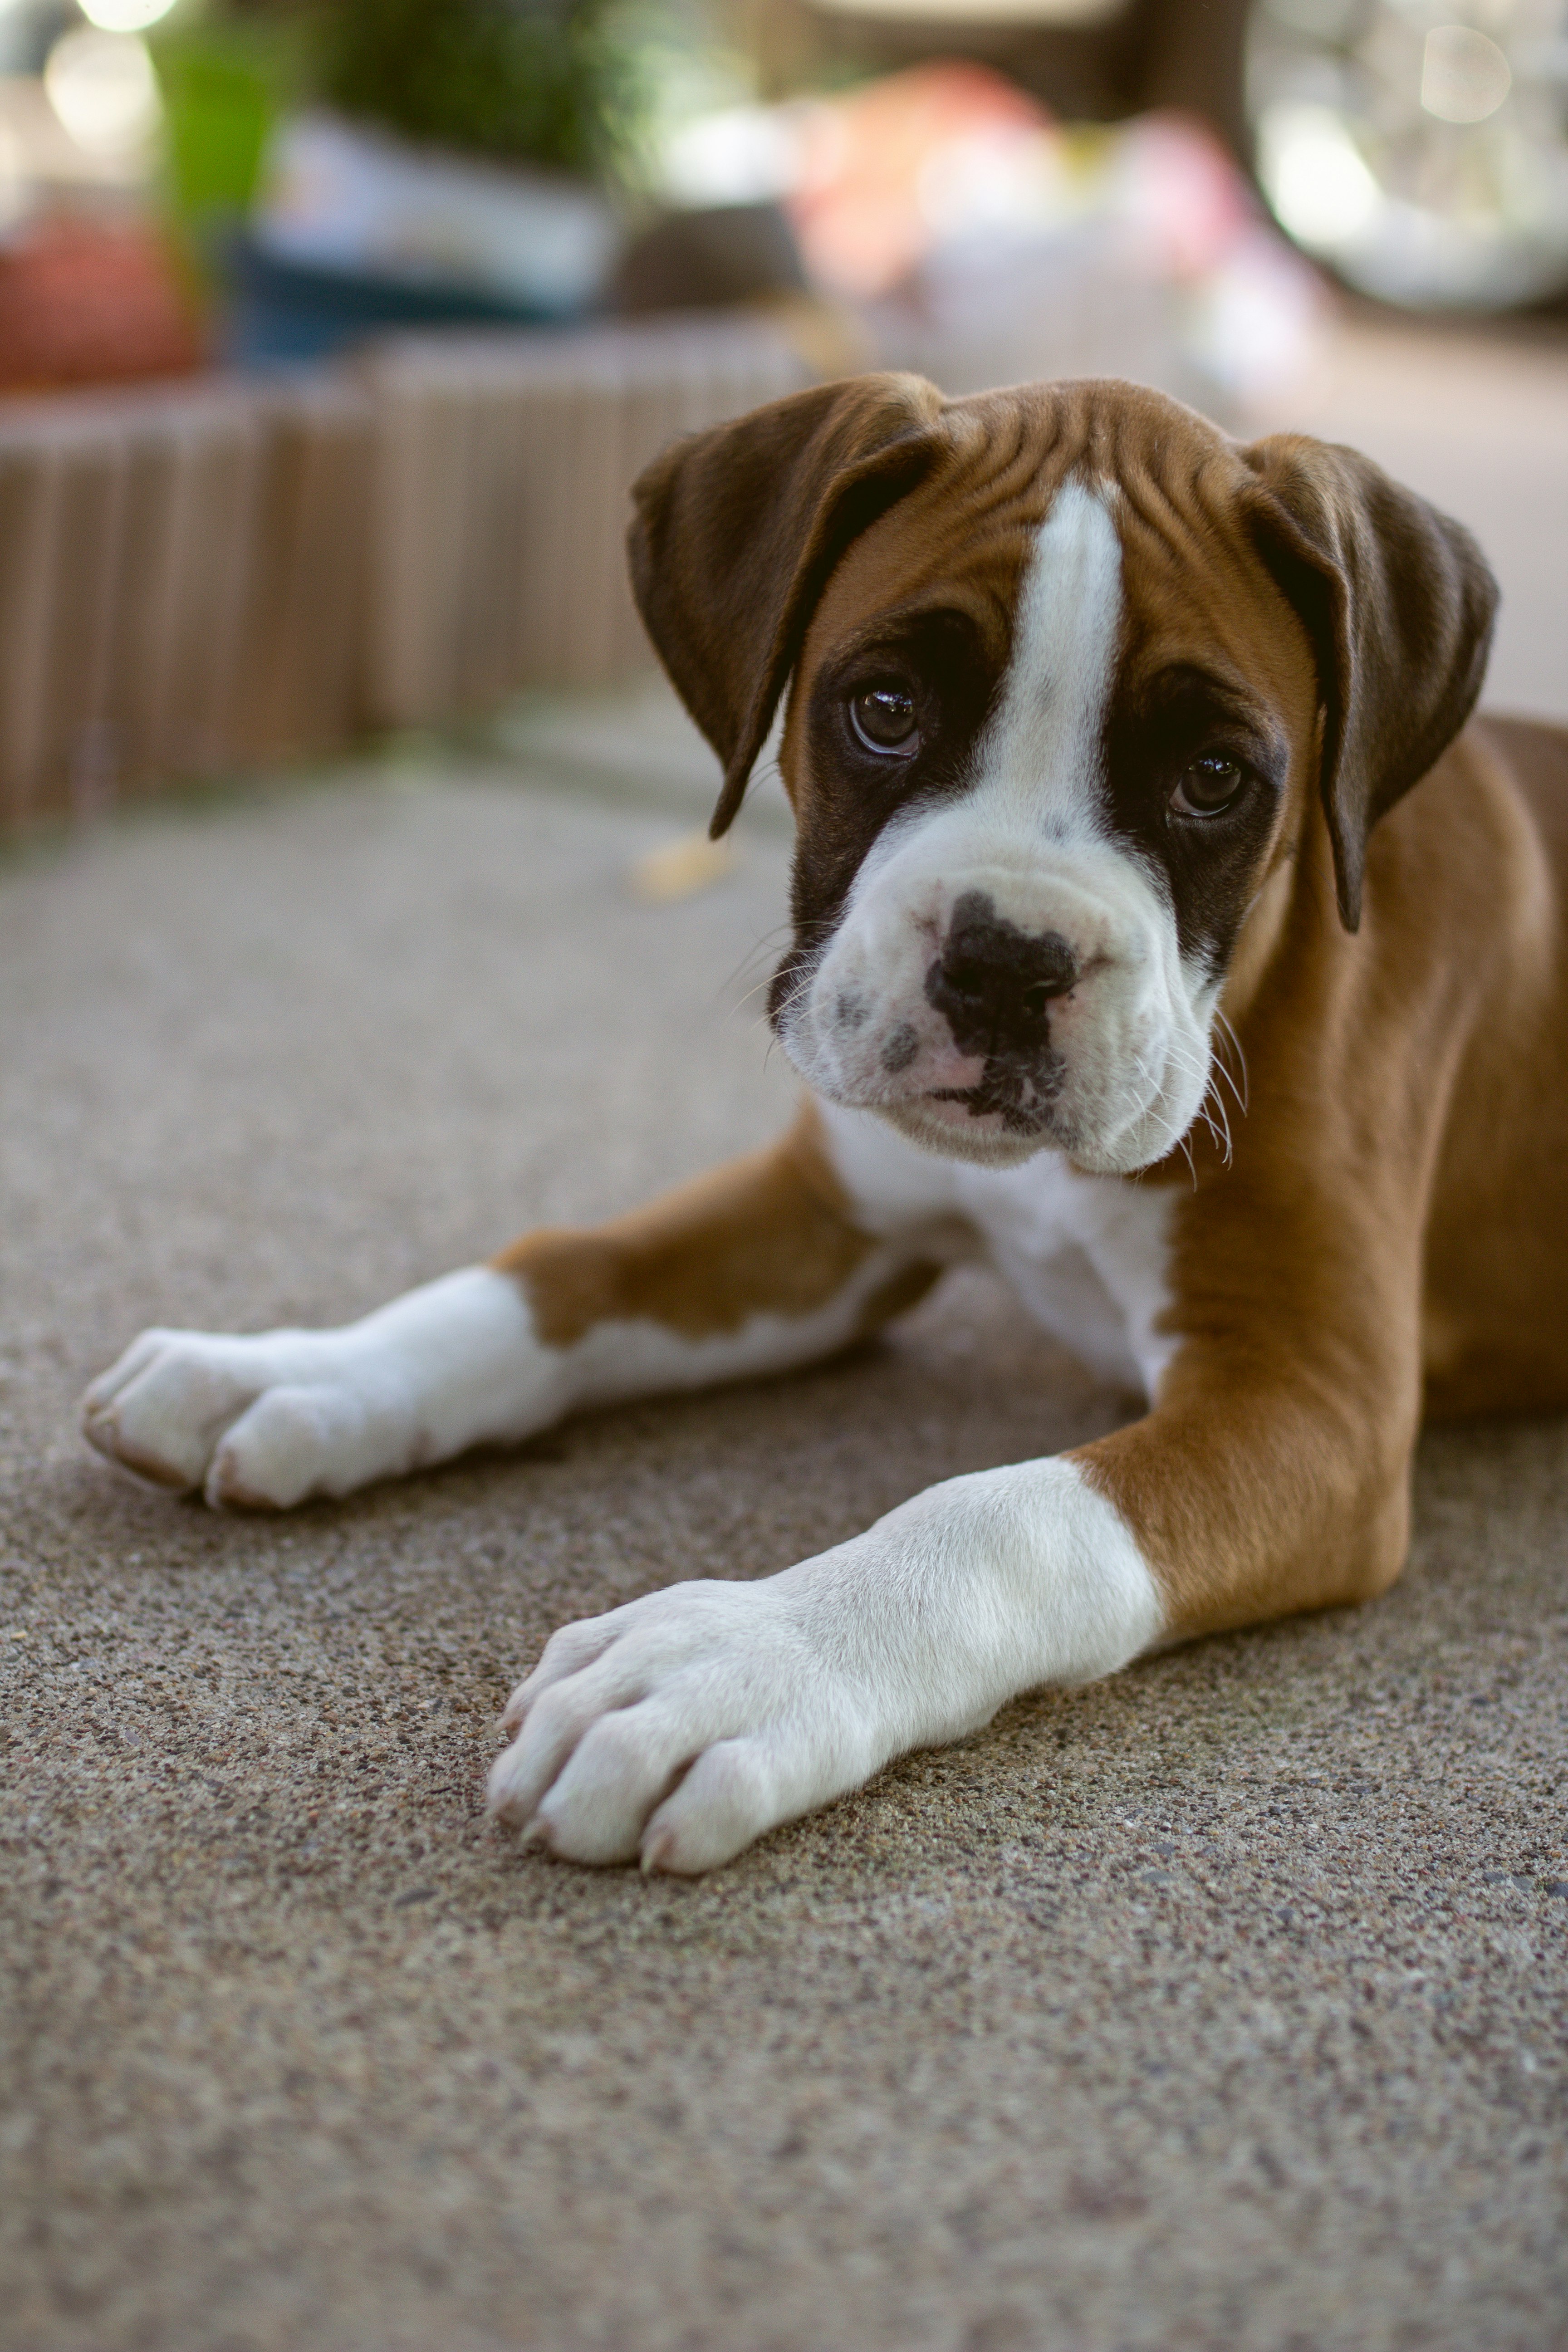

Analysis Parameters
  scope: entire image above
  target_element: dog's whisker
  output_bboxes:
[1212,1010,1251,1116]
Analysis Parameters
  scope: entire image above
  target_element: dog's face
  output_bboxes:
[771,452,1319,1174]
[630,376,1494,1175]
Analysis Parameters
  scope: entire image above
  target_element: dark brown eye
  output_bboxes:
[850,684,919,755]
[1171,754,1245,817]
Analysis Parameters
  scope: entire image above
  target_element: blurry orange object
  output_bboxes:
[789,62,1050,301]
[0,214,205,393]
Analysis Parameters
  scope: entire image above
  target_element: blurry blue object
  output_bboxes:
[223,231,586,363]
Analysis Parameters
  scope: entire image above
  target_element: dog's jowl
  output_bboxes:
[81,374,1568,1874]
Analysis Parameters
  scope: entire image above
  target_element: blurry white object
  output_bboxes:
[1420,25,1512,122]
[255,112,621,312]
[0,68,153,185]
[1250,0,1568,306]
[1257,104,1382,244]
[1181,221,1328,397]
[44,26,159,157]
[77,0,178,33]
[660,104,803,207]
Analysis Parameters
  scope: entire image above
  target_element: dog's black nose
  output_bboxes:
[925,890,1078,1058]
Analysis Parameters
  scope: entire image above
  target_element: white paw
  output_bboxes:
[486,1462,1167,1873]
[487,1576,883,1875]
[80,1327,394,1507]
[80,1267,556,1509]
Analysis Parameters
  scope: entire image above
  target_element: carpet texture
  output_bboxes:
[2,744,1565,2352]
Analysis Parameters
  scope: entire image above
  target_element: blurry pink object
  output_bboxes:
[789,74,1269,302]
[787,62,1051,300]
[1109,113,1255,280]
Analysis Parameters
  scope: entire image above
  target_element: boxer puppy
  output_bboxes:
[81,375,1568,1875]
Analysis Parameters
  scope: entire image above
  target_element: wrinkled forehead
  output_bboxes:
[799,428,1054,684]
[797,400,1318,729]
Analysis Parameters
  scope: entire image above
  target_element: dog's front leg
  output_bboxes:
[487,1457,1165,1870]
[490,1275,1424,1873]
[80,1108,941,1509]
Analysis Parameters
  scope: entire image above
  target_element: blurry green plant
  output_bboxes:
[320,0,649,180]
[147,8,317,306]
[154,20,306,224]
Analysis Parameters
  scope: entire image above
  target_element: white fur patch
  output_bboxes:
[487,1452,1165,1872]
[816,1097,1180,1401]
[973,477,1125,845]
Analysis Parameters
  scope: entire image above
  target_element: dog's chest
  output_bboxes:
[817,1101,1179,1402]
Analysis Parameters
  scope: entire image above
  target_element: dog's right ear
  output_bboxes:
[628,372,947,838]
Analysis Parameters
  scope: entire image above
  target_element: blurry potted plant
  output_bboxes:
[321,0,641,176]
[226,0,654,356]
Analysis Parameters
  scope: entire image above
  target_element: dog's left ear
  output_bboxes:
[1242,435,1498,929]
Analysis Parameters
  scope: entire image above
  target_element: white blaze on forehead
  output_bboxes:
[979,477,1123,833]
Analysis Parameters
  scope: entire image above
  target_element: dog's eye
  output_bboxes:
[849,684,919,755]
[1170,754,1245,817]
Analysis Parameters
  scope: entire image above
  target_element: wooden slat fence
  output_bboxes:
[0,313,810,833]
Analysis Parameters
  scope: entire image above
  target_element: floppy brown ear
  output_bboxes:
[627,372,947,838]
[1242,435,1498,929]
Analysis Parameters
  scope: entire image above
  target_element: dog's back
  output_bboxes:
[1423,715,1568,1416]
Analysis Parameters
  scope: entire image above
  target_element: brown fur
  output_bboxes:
[1075,731,1563,1638]
[495,1102,902,1348]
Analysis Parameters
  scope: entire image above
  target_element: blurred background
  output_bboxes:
[0,0,1563,833]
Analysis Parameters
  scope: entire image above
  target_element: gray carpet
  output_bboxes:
[2,738,1565,2352]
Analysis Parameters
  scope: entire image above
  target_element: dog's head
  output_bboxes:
[629,375,1496,1174]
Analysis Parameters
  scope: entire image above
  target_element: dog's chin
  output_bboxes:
[870,1089,1192,1177]
[872,1096,1063,1170]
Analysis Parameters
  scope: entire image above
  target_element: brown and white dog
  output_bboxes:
[81,375,1568,1875]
